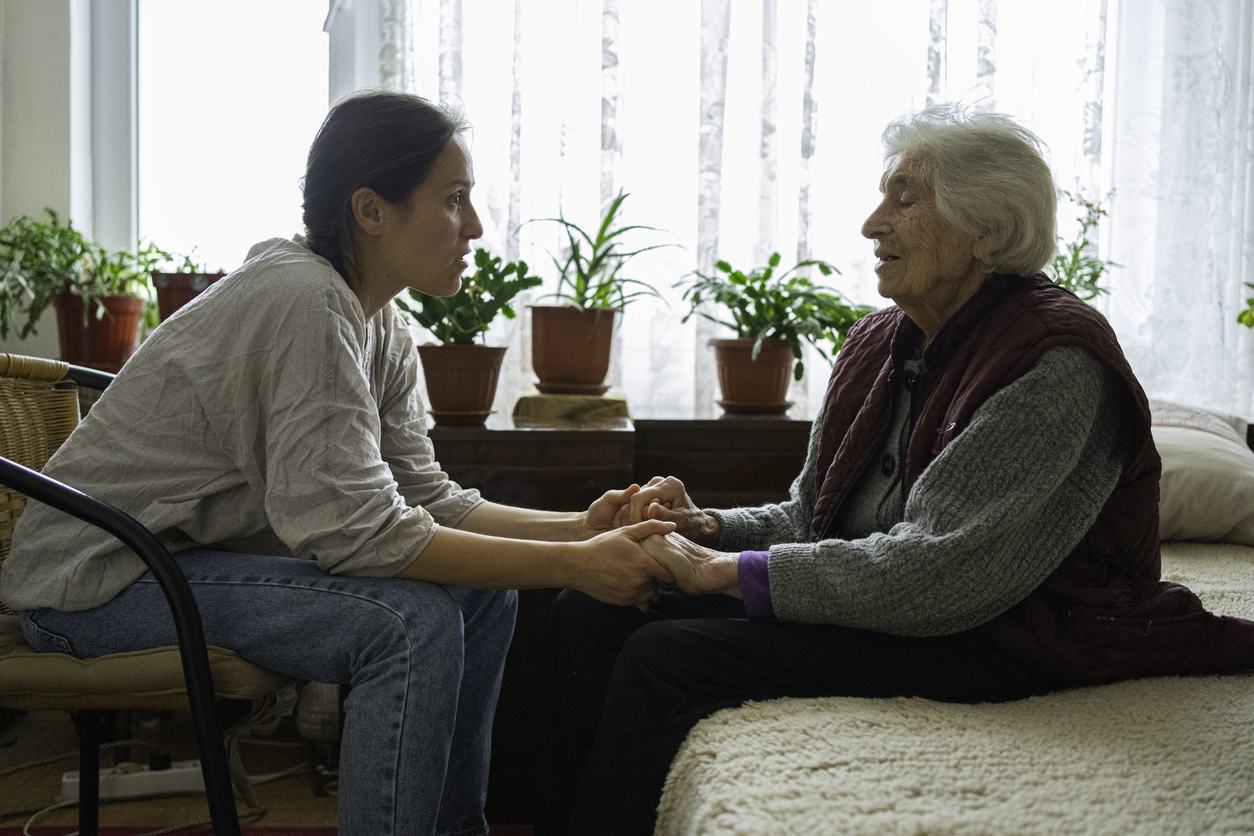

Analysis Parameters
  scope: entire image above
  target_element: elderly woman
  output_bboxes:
[535,106,1254,836]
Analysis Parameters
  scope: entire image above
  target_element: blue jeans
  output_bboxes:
[21,549,517,836]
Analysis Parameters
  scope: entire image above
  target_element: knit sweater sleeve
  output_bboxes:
[706,410,825,552]
[764,346,1131,636]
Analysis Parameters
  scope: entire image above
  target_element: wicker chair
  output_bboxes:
[0,354,294,836]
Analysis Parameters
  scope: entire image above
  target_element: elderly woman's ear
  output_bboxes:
[973,234,993,271]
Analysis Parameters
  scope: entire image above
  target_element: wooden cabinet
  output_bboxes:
[429,421,635,512]
[633,418,812,509]
[427,416,811,825]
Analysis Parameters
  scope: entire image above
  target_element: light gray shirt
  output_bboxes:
[1,237,482,612]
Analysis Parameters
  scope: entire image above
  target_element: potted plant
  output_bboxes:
[680,252,874,414]
[0,209,157,373]
[1050,189,1118,302]
[151,248,226,321]
[54,242,161,373]
[529,190,664,395]
[395,248,542,425]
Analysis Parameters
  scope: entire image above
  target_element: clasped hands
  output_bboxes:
[582,476,742,608]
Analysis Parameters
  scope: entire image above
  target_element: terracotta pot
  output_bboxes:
[52,293,144,374]
[530,305,617,395]
[153,271,226,320]
[417,344,508,425]
[710,337,795,415]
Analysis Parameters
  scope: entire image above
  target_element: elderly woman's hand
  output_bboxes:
[574,520,680,610]
[638,532,741,598]
[616,476,721,546]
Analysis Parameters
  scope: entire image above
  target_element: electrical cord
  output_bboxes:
[20,795,270,836]
[0,806,50,822]
[0,738,132,779]
[244,761,310,785]
[22,798,77,835]
[2,716,317,832]
[14,767,292,836]
[235,737,303,748]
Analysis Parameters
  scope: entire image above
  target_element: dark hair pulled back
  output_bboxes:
[302,90,467,282]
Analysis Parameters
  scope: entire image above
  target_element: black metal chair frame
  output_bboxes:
[0,363,241,836]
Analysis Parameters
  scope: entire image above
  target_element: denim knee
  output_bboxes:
[455,586,518,627]
[498,587,519,621]
[349,583,468,672]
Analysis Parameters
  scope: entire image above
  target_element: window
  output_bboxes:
[138,1,329,271]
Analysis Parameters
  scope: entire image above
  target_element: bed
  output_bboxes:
[655,402,1254,835]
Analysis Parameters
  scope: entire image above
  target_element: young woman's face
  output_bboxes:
[381,138,483,298]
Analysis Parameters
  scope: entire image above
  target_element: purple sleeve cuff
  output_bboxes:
[737,551,775,619]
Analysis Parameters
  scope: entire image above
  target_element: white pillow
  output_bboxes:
[1153,422,1254,545]
[1149,399,1246,446]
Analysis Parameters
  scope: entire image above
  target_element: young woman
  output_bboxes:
[0,91,677,836]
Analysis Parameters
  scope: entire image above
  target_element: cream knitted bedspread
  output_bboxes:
[655,542,1254,836]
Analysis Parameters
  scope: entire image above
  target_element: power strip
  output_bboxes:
[59,759,205,802]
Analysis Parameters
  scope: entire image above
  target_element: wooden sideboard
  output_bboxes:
[427,414,812,824]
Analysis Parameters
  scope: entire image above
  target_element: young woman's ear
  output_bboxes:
[351,187,387,238]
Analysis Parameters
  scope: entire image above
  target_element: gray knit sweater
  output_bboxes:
[712,346,1131,637]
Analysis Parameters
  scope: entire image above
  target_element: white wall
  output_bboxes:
[0,0,99,360]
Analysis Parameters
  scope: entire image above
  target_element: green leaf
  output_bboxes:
[674,251,872,375]
[530,190,670,309]
[1049,189,1118,306]
[394,247,542,345]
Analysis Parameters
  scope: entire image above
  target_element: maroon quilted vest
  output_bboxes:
[811,272,1254,685]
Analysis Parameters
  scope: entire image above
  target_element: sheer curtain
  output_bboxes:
[370,0,1250,420]
[1103,0,1254,420]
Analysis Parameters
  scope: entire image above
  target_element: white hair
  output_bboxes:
[882,104,1057,276]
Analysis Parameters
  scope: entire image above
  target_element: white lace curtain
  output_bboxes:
[372,0,1254,421]
[1103,0,1254,421]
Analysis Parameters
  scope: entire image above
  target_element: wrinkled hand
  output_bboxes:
[639,532,742,598]
[617,476,720,546]
[581,483,643,540]
[573,519,678,609]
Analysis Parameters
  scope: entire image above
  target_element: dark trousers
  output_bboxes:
[535,588,1055,836]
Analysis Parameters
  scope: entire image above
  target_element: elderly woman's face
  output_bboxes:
[861,156,982,311]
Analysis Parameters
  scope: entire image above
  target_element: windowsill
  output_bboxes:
[428,411,812,434]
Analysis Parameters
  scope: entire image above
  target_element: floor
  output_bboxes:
[1,710,536,834]
[1,709,339,831]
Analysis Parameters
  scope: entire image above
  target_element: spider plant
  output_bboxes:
[535,190,666,310]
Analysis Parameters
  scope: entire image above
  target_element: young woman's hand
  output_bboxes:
[580,483,643,539]
[622,476,721,546]
[638,532,741,598]
[573,519,679,609]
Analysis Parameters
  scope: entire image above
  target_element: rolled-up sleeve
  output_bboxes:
[376,312,482,526]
